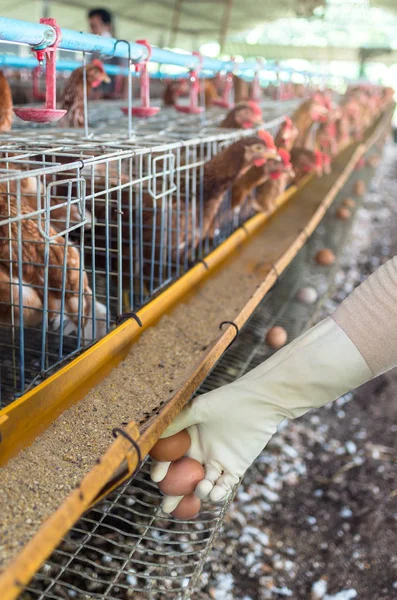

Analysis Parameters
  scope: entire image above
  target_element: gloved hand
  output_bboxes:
[151,317,372,512]
[153,255,397,514]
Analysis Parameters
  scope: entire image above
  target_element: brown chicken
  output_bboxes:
[220,101,263,129]
[292,93,329,148]
[290,147,328,185]
[0,70,13,132]
[274,117,299,152]
[335,109,352,152]
[253,149,294,213]
[127,134,281,287]
[315,118,338,159]
[163,79,189,106]
[175,135,279,255]
[203,79,221,107]
[59,60,111,127]
[232,75,251,103]
[0,185,105,338]
[340,95,363,141]
[230,131,280,214]
[0,159,92,234]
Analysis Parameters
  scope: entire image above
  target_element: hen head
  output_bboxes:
[87,60,111,88]
[307,150,330,176]
[311,92,329,123]
[239,133,279,168]
[269,148,294,179]
[232,101,263,129]
[277,116,299,145]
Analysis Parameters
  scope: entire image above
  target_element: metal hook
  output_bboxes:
[116,311,143,327]
[112,427,142,477]
[112,39,135,138]
[219,320,240,351]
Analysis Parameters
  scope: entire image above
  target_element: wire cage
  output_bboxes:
[0,108,287,407]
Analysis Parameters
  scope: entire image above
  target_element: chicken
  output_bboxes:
[335,109,352,152]
[229,131,280,216]
[0,159,92,234]
[0,185,105,339]
[0,159,41,196]
[59,60,111,128]
[220,101,263,129]
[274,117,299,152]
[315,118,338,159]
[126,134,281,283]
[289,147,328,185]
[0,70,13,132]
[175,134,280,256]
[232,75,251,103]
[253,149,294,213]
[163,79,189,106]
[203,79,221,107]
[340,95,364,141]
[292,93,329,149]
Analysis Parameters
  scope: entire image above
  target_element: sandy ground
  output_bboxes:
[191,141,397,600]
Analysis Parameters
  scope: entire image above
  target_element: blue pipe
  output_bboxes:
[0,54,130,74]
[0,17,238,72]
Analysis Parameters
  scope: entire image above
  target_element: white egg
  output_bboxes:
[296,286,318,305]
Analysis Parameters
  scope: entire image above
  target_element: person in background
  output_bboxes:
[88,8,127,99]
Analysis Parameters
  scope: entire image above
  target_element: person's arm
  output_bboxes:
[151,256,397,513]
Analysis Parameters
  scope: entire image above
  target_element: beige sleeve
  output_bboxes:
[332,255,397,378]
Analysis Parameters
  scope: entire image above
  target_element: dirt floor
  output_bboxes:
[191,142,397,600]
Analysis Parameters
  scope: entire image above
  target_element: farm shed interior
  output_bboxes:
[0,3,396,599]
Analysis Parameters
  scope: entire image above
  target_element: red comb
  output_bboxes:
[91,58,105,71]
[257,129,276,149]
[246,101,262,117]
[277,148,291,165]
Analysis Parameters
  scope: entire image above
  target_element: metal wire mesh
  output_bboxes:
[22,156,367,600]
[0,95,295,407]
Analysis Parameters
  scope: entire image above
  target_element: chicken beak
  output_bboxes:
[102,72,111,84]
[265,150,282,160]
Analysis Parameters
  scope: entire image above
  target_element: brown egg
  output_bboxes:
[342,198,355,209]
[336,207,351,220]
[158,457,205,496]
[315,248,335,266]
[353,180,365,197]
[149,430,191,462]
[367,155,380,168]
[171,494,201,520]
[266,326,288,349]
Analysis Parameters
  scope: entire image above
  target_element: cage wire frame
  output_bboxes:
[21,152,373,600]
[0,105,287,408]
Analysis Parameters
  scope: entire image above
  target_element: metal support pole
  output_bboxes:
[169,0,183,48]
[219,0,233,54]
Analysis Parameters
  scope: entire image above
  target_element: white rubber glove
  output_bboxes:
[152,316,373,512]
